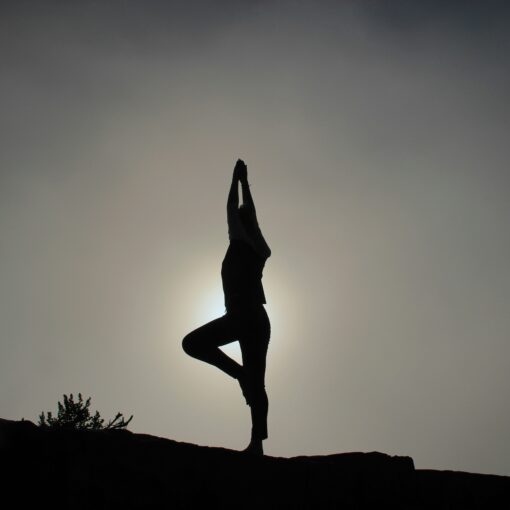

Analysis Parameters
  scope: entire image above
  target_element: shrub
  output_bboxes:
[38,393,133,430]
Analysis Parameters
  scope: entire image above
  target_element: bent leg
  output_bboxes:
[182,315,242,380]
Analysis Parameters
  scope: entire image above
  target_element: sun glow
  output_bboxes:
[184,257,295,372]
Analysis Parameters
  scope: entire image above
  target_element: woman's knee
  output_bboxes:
[182,332,200,357]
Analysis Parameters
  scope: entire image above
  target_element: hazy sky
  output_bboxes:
[1,1,510,475]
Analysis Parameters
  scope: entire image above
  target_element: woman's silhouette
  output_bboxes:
[182,159,271,455]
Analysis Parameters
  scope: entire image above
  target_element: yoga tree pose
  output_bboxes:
[182,159,271,455]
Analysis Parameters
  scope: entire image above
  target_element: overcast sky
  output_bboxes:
[1,0,509,475]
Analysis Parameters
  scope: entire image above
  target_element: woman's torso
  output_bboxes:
[221,239,267,311]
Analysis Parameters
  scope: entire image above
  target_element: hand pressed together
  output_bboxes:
[233,159,248,183]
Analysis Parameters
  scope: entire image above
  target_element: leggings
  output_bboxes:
[182,304,271,440]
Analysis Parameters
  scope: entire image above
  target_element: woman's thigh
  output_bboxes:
[183,314,238,351]
[238,308,270,380]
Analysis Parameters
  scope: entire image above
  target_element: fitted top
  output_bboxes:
[221,238,268,310]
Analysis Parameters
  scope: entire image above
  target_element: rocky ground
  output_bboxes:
[1,418,508,508]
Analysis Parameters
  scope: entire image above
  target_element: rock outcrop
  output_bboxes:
[1,418,508,508]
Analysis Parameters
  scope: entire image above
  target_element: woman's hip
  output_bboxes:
[226,304,270,341]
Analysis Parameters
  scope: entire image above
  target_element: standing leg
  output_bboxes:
[182,315,242,380]
[238,307,271,454]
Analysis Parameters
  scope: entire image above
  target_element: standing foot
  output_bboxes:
[242,439,264,456]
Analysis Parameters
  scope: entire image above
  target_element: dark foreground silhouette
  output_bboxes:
[183,159,272,455]
[1,418,509,509]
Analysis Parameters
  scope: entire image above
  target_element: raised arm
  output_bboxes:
[227,159,271,258]
[240,177,256,217]
[239,164,271,259]
[227,160,246,241]
[227,171,239,212]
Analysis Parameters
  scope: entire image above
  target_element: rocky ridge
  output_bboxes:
[1,418,508,508]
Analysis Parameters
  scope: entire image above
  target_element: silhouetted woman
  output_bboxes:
[182,159,271,455]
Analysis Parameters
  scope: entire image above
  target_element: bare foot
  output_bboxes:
[243,439,263,456]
